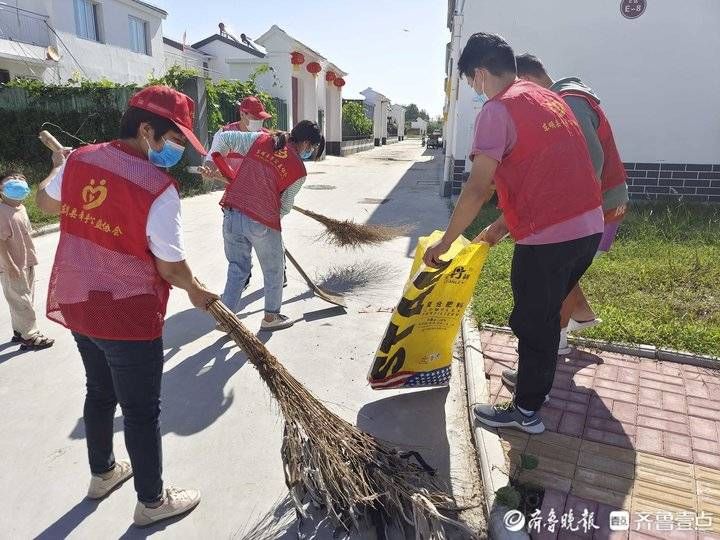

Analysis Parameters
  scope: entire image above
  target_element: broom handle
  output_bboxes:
[39,130,65,152]
[292,205,313,218]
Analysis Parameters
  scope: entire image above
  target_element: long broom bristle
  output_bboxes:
[293,206,410,248]
[207,301,477,537]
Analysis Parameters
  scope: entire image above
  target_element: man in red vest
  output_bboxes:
[36,86,217,526]
[221,96,272,133]
[515,53,630,345]
[424,33,603,434]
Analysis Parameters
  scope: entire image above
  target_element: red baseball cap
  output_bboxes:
[129,85,207,155]
[238,96,272,120]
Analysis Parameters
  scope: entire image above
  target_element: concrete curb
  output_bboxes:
[462,316,529,540]
[31,223,60,238]
[481,323,720,370]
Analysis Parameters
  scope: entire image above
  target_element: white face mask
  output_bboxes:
[247,119,264,131]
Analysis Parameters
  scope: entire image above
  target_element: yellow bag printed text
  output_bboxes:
[368,231,488,389]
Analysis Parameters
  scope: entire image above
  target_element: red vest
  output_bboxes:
[213,133,306,230]
[558,89,628,199]
[492,81,602,240]
[46,141,175,340]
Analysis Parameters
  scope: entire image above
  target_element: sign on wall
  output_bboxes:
[621,0,647,19]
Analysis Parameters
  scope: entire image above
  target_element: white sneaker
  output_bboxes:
[133,487,201,527]
[260,313,294,331]
[568,317,601,334]
[87,460,133,499]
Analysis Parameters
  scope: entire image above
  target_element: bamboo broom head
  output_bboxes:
[206,300,475,537]
[293,206,410,248]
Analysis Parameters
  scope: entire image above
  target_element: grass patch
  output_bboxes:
[1,158,214,229]
[467,201,720,356]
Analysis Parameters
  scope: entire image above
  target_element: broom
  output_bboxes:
[208,146,407,249]
[207,299,478,538]
[293,205,409,248]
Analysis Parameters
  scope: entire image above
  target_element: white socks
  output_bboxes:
[559,327,569,350]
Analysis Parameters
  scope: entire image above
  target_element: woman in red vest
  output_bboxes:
[208,120,324,331]
[424,33,603,434]
[36,86,217,527]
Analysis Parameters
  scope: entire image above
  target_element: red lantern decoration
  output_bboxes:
[325,71,337,83]
[306,61,322,77]
[333,77,346,88]
[290,51,305,71]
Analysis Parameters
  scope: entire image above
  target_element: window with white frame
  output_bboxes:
[74,0,100,42]
[129,16,149,55]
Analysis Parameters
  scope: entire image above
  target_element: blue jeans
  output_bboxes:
[73,332,164,504]
[222,209,284,314]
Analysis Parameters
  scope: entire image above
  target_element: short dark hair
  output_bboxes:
[516,54,548,79]
[290,120,325,161]
[1,170,24,182]
[119,106,180,140]
[457,33,516,78]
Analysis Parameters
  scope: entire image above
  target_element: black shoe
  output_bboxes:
[11,331,22,343]
[501,369,550,404]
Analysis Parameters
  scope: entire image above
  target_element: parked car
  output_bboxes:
[427,130,442,149]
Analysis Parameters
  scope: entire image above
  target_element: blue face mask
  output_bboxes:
[473,71,488,103]
[146,136,185,168]
[300,149,314,161]
[2,178,30,201]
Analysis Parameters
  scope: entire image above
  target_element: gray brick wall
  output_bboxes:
[451,158,468,196]
[448,160,720,203]
[625,163,720,203]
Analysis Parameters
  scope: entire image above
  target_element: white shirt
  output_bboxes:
[45,163,186,262]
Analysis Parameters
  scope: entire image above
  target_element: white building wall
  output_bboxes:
[49,0,166,84]
[391,105,406,138]
[449,0,720,168]
[163,44,206,74]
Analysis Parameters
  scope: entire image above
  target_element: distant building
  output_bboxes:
[360,87,391,146]
[410,118,428,135]
[390,104,406,141]
[192,24,347,154]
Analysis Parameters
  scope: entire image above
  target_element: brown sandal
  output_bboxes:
[19,333,55,351]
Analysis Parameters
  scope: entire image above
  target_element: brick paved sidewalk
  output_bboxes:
[480,330,720,540]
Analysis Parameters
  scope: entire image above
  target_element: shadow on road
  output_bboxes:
[35,499,100,539]
[363,148,448,258]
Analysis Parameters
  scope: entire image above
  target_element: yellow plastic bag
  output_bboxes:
[368,231,489,389]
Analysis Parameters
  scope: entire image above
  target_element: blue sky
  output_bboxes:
[152,0,449,117]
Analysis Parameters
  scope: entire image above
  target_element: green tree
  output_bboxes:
[404,103,430,123]
[405,103,420,122]
[342,101,373,138]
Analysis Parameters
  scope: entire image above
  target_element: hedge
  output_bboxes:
[0,66,277,197]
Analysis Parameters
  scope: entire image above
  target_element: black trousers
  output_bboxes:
[511,234,602,411]
[73,333,164,503]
